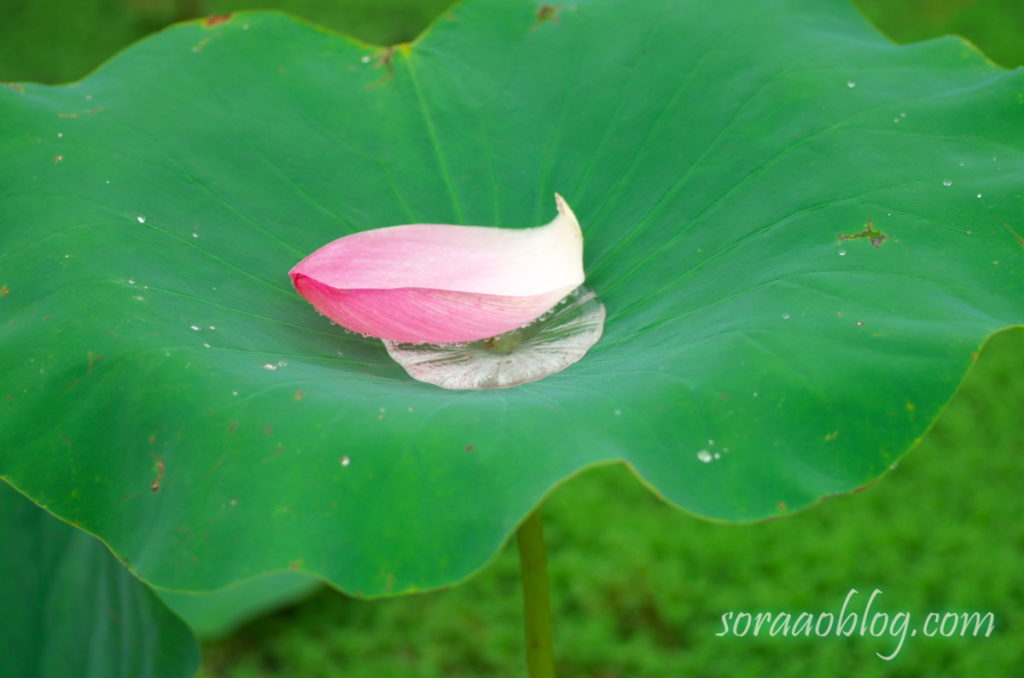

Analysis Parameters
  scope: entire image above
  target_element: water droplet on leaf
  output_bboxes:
[384,285,605,390]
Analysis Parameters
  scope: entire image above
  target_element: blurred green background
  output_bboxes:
[1,0,1022,84]
[2,1,1021,675]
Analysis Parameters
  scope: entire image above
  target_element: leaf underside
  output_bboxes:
[0,482,198,678]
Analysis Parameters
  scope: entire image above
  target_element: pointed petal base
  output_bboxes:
[383,286,605,390]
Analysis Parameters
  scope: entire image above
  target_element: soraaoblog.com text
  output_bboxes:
[715,588,994,660]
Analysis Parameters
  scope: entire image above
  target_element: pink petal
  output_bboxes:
[290,195,585,343]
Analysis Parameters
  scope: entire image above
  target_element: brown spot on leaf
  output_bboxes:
[0,285,9,297]
[777,501,787,512]
[854,481,875,493]
[148,434,157,444]
[824,430,839,442]
[263,423,272,436]
[294,389,305,401]
[58,107,102,118]
[54,155,64,164]
[534,4,561,26]
[86,351,105,376]
[997,216,1024,247]
[465,445,475,453]
[366,47,396,88]
[151,454,166,492]
[227,421,238,434]
[204,13,232,27]
[377,47,395,74]
[838,219,888,247]
[2,82,25,93]
[60,433,72,447]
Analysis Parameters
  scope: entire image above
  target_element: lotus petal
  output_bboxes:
[290,194,584,343]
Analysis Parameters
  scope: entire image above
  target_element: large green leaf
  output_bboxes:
[0,481,199,678]
[1,0,1021,597]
